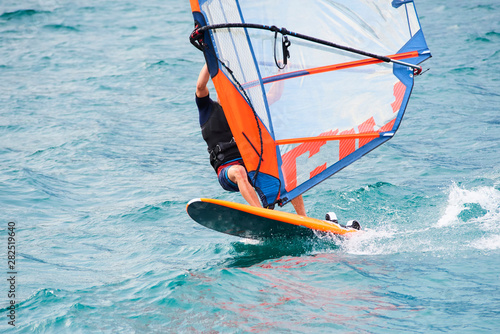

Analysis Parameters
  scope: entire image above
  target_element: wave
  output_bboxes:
[42,24,79,32]
[0,9,50,20]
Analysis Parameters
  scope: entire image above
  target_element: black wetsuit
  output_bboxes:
[195,94,242,171]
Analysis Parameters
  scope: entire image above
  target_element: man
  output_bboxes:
[195,64,306,216]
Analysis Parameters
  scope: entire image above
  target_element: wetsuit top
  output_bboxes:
[196,94,242,171]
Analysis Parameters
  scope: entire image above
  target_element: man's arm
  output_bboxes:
[196,64,210,98]
[266,66,285,105]
[266,79,284,105]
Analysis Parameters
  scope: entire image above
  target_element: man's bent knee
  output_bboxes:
[228,165,248,184]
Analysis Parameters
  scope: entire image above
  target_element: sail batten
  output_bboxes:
[190,0,431,207]
[241,51,421,89]
[275,133,386,146]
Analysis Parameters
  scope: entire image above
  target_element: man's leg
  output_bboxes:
[227,165,262,207]
[291,195,306,216]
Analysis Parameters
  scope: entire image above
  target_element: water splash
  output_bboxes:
[437,183,500,228]
[323,183,500,256]
[471,234,500,250]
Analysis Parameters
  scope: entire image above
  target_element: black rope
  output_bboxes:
[273,31,290,69]
[220,61,264,185]
[191,31,265,186]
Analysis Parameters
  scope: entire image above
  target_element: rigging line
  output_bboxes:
[220,64,264,185]
[242,132,264,161]
[194,23,423,73]
[191,35,265,185]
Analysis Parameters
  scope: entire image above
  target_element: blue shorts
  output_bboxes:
[217,160,243,192]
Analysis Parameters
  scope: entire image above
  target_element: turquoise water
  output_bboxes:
[1,0,499,332]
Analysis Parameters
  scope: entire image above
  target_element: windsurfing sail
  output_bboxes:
[189,0,431,208]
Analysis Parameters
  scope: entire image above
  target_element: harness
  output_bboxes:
[208,137,237,165]
[200,100,241,171]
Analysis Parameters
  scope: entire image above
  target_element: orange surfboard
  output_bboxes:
[187,198,359,239]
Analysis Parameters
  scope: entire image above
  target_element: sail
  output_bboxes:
[189,0,431,207]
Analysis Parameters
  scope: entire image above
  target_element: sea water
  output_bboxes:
[0,0,499,332]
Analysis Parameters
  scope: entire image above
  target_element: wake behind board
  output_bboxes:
[187,198,359,240]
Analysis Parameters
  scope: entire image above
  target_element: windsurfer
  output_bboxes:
[195,64,306,216]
